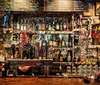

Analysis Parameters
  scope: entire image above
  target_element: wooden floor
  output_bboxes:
[0,77,100,85]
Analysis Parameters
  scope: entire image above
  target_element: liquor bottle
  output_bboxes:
[49,36,53,47]
[66,18,72,31]
[13,19,17,30]
[52,19,55,31]
[67,51,71,62]
[66,19,69,31]
[45,18,48,31]
[74,35,79,46]
[76,19,80,28]
[43,47,47,59]
[60,21,63,31]
[3,11,11,28]
[42,35,46,47]
[39,37,42,48]
[52,35,56,47]
[27,19,30,31]
[37,19,42,31]
[74,31,79,46]
[97,26,100,33]
[68,34,72,47]
[58,34,62,47]
[65,34,69,47]
[61,37,65,47]
[62,49,67,62]
[55,36,59,47]
[42,19,46,31]
[17,19,20,30]
[56,21,60,31]
[39,46,44,58]
[58,50,63,62]
[31,20,34,32]
[63,19,66,31]
[23,19,27,31]
[20,19,24,31]
[48,22,52,31]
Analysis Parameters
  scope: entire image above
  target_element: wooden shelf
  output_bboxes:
[51,47,73,50]
[4,44,11,48]
[3,28,13,33]
[88,45,100,48]
[37,31,73,34]
[73,29,80,31]
[53,62,72,65]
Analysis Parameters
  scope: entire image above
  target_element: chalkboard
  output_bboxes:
[44,0,89,12]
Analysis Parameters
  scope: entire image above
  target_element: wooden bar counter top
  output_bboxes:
[0,78,99,85]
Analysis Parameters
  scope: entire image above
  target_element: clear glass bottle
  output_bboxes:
[67,51,71,62]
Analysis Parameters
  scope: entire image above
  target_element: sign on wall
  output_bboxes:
[44,0,89,12]
[0,0,88,11]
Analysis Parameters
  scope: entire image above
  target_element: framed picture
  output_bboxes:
[83,3,94,17]
[96,2,100,16]
[81,17,88,26]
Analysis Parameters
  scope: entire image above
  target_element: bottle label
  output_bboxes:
[21,25,24,31]
[67,53,71,62]
[66,42,68,47]
[49,41,52,46]
[56,42,58,47]
[60,56,63,62]
[62,41,65,47]
[64,24,66,29]
[56,24,59,30]
[42,24,46,31]
[17,23,20,29]
[48,25,52,31]
[43,42,46,46]
[69,42,72,47]
[53,42,56,47]
[24,25,26,30]
[38,24,41,31]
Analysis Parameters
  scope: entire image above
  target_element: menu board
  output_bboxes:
[11,0,40,11]
[0,0,41,11]
[0,0,88,11]
[44,0,89,12]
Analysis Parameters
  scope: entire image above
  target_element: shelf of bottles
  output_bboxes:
[3,12,100,77]
[13,15,77,61]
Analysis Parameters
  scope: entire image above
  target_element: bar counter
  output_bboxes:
[0,78,99,85]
